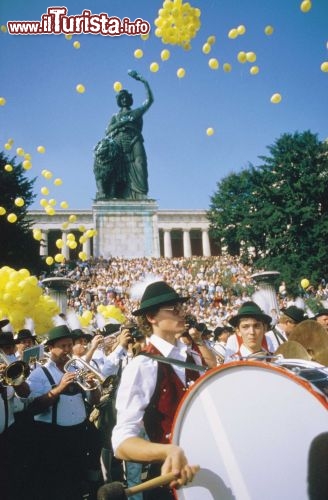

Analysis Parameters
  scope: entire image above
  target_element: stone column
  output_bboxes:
[183,229,192,258]
[40,230,48,256]
[163,230,172,258]
[61,232,70,260]
[83,238,91,259]
[202,229,211,257]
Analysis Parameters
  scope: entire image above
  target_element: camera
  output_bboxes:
[185,315,200,331]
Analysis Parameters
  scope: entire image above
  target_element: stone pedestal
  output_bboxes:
[42,277,73,314]
[251,271,280,325]
[93,199,160,258]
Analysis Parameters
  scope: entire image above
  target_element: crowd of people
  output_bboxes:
[1,255,328,500]
[49,255,328,332]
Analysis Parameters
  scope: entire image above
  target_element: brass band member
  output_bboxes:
[26,325,101,500]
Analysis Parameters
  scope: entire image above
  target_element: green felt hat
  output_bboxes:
[45,325,74,345]
[229,301,272,327]
[132,281,189,316]
[281,305,307,323]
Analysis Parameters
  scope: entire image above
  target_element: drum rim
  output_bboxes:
[172,360,328,438]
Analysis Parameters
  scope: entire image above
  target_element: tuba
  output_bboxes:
[0,349,30,386]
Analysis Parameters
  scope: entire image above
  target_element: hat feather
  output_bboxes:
[129,274,163,301]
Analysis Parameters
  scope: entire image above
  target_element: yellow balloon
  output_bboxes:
[207,35,216,45]
[246,52,257,63]
[44,171,52,180]
[16,147,25,156]
[237,25,246,35]
[0,97,6,106]
[14,197,24,207]
[7,213,17,223]
[0,207,6,215]
[270,93,282,104]
[4,143,12,150]
[24,153,31,160]
[177,67,186,78]
[140,33,149,41]
[22,160,32,170]
[202,43,211,54]
[41,187,49,196]
[228,28,238,39]
[0,25,7,33]
[73,41,80,49]
[65,34,72,40]
[206,128,215,136]
[300,0,312,13]
[320,62,328,73]
[4,164,13,172]
[237,51,247,63]
[54,178,63,186]
[250,66,260,75]
[67,240,77,249]
[68,214,77,222]
[39,199,47,208]
[301,278,310,289]
[223,63,232,72]
[78,225,86,232]
[45,256,54,266]
[208,58,219,70]
[56,239,64,249]
[45,206,55,216]
[60,201,69,209]
[134,48,143,59]
[67,233,75,240]
[150,62,159,72]
[62,222,69,229]
[54,253,65,263]
[264,25,274,36]
[76,83,86,94]
[160,49,170,61]
[78,251,88,261]
[113,81,122,92]
[33,229,42,241]
[37,145,46,153]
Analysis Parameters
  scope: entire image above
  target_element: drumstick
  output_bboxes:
[200,390,252,500]
[97,472,179,500]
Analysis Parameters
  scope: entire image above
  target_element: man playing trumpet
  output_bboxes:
[26,324,101,500]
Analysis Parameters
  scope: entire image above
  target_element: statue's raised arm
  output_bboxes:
[94,70,154,200]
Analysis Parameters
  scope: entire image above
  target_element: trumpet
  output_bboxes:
[0,349,30,386]
[64,355,115,392]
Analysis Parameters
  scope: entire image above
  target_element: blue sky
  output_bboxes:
[1,0,327,212]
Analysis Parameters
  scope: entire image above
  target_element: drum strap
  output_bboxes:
[272,327,286,346]
[139,353,207,373]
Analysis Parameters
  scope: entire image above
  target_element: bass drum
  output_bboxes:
[171,361,328,500]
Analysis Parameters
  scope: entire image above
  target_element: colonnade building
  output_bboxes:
[28,208,220,260]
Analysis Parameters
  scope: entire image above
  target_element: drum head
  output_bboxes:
[171,361,328,500]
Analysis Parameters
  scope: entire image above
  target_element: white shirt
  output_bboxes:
[27,360,86,426]
[265,326,287,352]
[111,334,202,453]
[224,336,275,363]
[102,344,128,377]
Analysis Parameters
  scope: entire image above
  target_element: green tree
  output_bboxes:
[208,131,328,290]
[0,151,42,273]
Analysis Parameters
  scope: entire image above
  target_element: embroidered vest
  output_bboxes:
[143,343,200,444]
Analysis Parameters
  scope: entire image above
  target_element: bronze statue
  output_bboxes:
[93,70,154,200]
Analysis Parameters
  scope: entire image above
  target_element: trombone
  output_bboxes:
[63,355,115,392]
[0,349,30,386]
